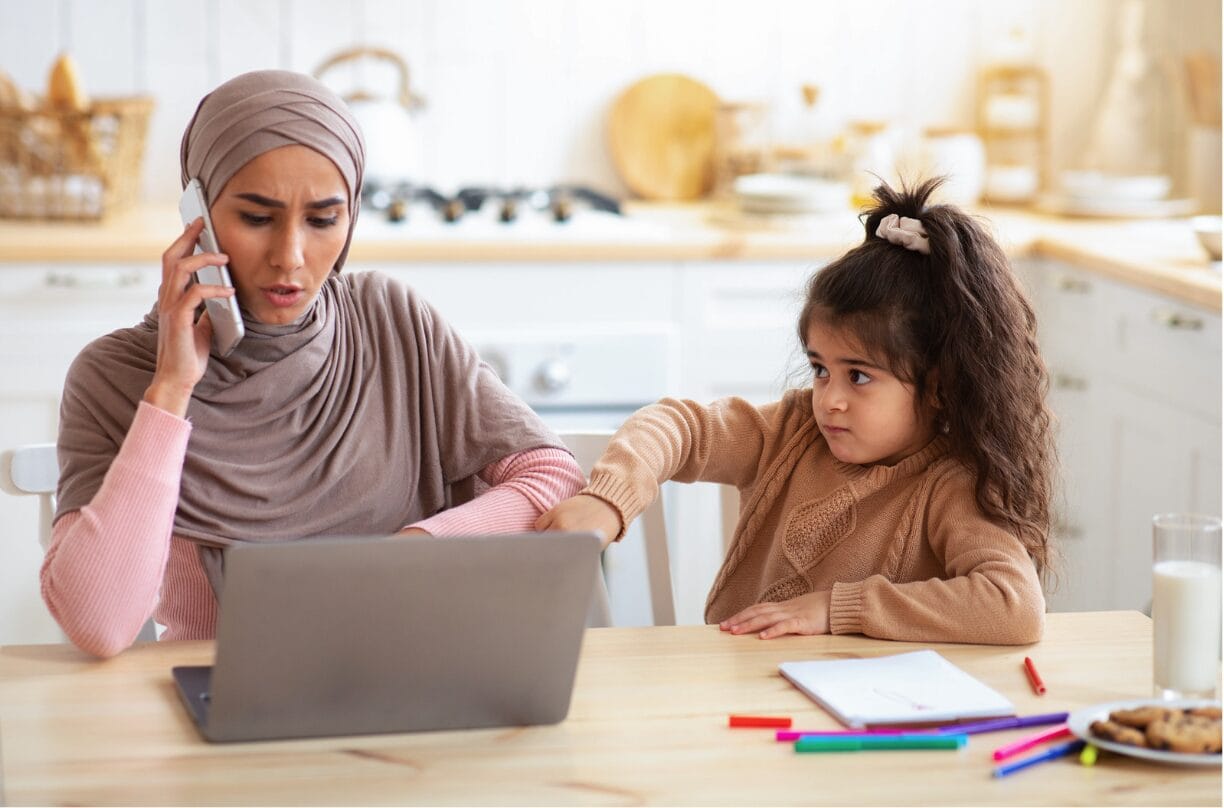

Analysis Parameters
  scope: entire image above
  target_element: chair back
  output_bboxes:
[560,431,676,627]
[0,443,58,552]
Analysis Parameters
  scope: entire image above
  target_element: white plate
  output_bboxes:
[1067,698,1222,766]
[1035,193,1197,219]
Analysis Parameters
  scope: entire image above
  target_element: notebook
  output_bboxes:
[172,531,601,742]
[778,650,1016,728]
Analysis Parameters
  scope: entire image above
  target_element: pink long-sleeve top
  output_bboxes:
[42,401,585,658]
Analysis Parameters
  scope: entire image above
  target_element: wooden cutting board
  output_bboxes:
[608,73,719,201]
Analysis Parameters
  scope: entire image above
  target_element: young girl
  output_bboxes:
[537,179,1055,645]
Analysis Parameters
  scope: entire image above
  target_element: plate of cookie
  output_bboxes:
[1067,699,1222,766]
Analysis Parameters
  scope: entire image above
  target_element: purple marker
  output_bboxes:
[776,728,909,741]
[936,712,1069,736]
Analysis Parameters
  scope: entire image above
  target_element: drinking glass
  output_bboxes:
[1152,513,1222,700]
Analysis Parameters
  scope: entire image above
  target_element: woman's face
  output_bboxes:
[209,144,350,325]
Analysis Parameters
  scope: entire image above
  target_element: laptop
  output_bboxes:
[172,531,601,742]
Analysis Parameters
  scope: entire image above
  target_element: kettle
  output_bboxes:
[314,47,425,189]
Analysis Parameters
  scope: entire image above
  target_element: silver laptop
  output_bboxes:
[172,531,601,742]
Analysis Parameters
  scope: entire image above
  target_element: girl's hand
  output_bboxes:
[534,494,622,548]
[143,218,235,418]
[719,591,832,639]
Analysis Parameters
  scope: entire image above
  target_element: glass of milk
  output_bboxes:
[1152,513,1222,700]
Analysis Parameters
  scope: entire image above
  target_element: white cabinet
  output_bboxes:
[0,265,160,644]
[1020,259,1222,613]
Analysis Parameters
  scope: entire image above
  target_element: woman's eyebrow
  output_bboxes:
[235,192,344,209]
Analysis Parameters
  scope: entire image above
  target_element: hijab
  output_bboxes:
[56,70,562,587]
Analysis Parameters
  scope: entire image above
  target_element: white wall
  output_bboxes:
[0,0,1219,204]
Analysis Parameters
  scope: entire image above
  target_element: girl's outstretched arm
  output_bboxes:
[537,394,779,541]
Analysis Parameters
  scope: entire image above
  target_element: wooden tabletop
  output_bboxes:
[0,611,1217,806]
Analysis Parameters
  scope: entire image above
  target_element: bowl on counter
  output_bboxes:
[1191,215,1222,262]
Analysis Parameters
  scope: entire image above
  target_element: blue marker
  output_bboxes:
[992,739,1086,777]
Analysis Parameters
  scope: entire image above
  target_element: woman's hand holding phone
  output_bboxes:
[142,218,235,418]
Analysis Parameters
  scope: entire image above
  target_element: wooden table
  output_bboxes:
[0,611,1217,805]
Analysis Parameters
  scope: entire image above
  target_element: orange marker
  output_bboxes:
[729,714,792,728]
[1023,656,1047,695]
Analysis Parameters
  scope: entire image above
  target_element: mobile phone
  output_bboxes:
[178,178,244,357]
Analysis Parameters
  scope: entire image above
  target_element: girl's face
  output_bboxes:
[805,319,938,466]
[209,145,350,325]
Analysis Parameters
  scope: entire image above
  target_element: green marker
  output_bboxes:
[795,734,967,752]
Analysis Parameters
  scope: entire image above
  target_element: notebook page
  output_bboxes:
[778,650,1015,727]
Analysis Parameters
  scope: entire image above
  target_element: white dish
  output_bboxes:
[1036,193,1196,219]
[1067,698,1222,766]
[1191,215,1222,261]
[1059,171,1172,202]
[733,174,849,214]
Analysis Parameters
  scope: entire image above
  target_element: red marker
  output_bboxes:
[729,714,792,728]
[1023,656,1047,695]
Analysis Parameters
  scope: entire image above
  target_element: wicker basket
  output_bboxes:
[0,95,154,220]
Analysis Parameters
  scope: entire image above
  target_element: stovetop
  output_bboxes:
[362,183,621,226]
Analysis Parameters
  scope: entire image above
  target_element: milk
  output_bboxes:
[1152,560,1222,697]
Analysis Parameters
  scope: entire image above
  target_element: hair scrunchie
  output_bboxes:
[875,213,930,255]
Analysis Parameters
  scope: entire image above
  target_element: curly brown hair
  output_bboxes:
[797,178,1056,576]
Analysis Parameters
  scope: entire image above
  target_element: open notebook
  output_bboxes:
[779,650,1016,728]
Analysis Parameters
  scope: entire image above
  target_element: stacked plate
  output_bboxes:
[732,173,850,215]
[1037,171,1195,218]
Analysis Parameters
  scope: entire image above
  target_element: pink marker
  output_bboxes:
[776,728,908,741]
[991,724,1072,761]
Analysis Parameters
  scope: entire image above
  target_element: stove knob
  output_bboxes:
[387,199,408,223]
[499,198,518,223]
[443,199,465,223]
[552,196,573,223]
[534,358,571,393]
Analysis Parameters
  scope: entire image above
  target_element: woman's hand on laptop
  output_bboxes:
[535,495,622,549]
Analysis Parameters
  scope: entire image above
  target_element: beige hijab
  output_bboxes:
[56,70,561,585]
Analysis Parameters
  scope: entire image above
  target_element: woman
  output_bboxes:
[43,70,585,658]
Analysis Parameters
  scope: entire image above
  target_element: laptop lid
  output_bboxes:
[174,531,601,742]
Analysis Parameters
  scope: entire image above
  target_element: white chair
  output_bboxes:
[560,431,676,627]
[1,443,157,643]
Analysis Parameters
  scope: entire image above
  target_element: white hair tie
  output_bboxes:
[875,213,930,255]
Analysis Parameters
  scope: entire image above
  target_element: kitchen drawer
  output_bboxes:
[1023,260,1101,368]
[1095,276,1222,422]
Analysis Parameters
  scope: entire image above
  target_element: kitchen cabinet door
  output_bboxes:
[0,265,159,644]
[1023,258,1222,613]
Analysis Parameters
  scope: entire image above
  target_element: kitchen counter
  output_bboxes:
[0,202,1219,311]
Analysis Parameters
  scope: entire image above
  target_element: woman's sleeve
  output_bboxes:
[407,447,584,535]
[582,396,774,540]
[41,401,190,657]
[827,470,1046,645]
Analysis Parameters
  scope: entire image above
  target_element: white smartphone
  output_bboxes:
[179,178,244,357]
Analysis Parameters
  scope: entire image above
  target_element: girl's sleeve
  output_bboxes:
[407,447,585,535]
[827,469,1046,645]
[582,396,774,540]
[41,401,190,658]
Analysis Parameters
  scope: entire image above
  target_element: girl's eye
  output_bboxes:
[849,369,872,385]
[240,212,272,225]
[811,363,829,379]
[308,216,339,228]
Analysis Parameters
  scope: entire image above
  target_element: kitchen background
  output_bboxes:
[0,0,1219,205]
[0,0,1221,643]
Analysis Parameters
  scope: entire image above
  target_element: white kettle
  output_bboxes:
[314,47,425,189]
